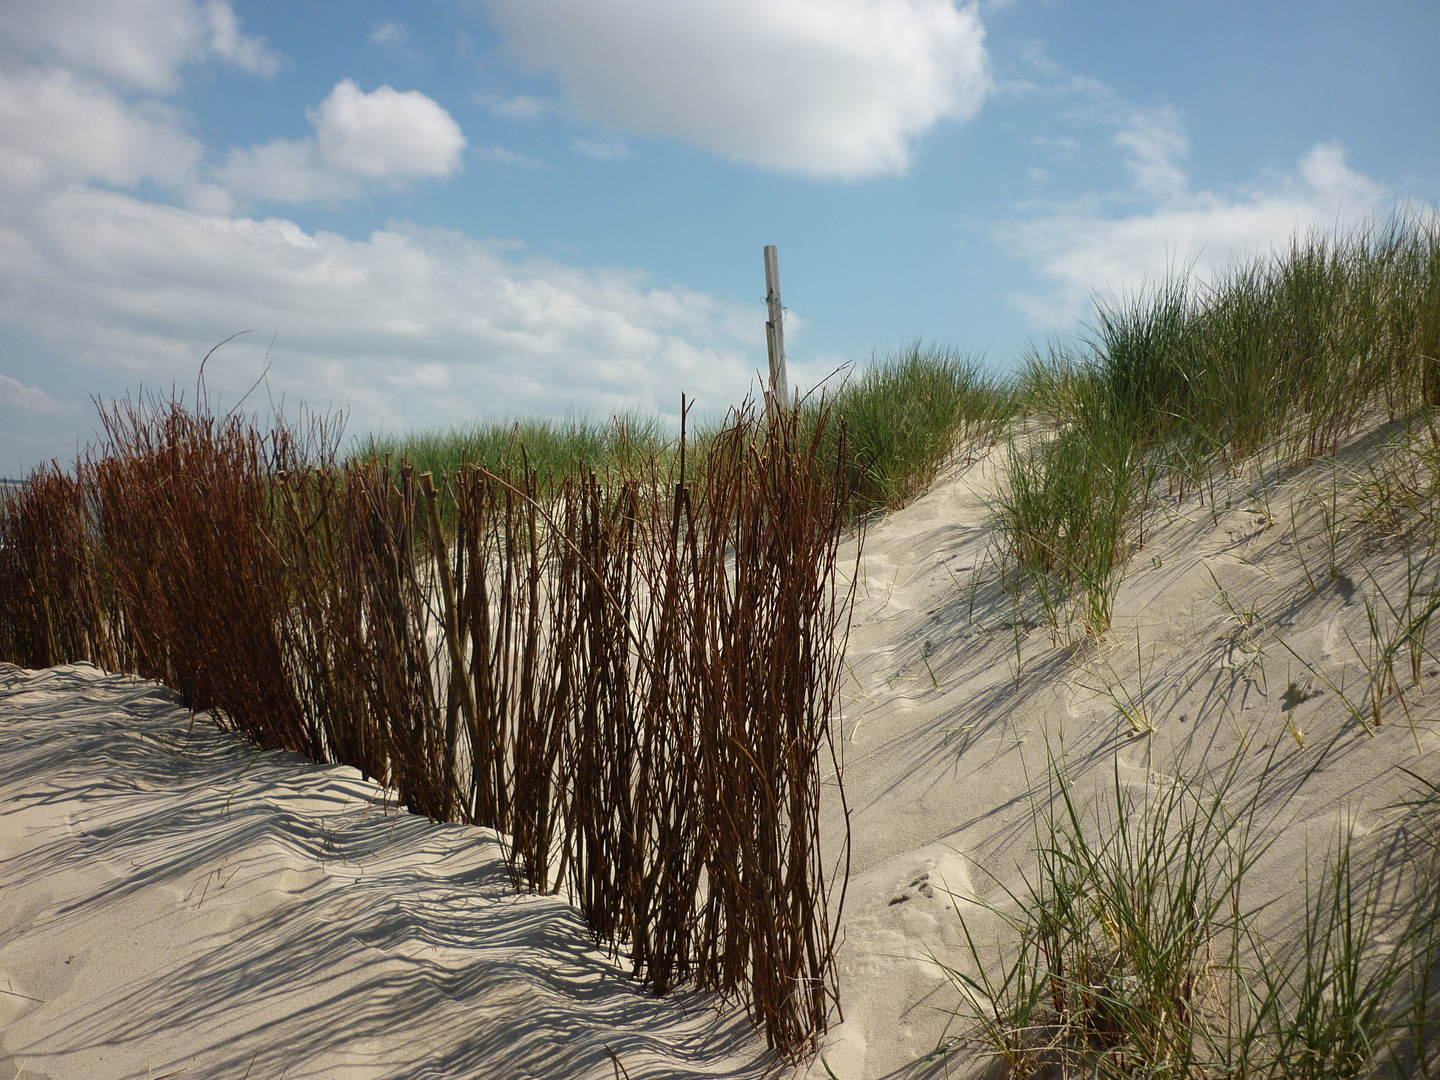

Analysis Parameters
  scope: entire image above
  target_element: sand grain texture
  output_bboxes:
[806,441,1440,1078]
[0,663,768,1080]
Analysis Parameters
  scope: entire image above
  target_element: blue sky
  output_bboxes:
[1,0,1437,474]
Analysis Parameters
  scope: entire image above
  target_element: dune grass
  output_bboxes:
[806,341,1012,514]
[996,214,1440,637]
[352,341,1011,519]
[937,745,1440,1080]
[945,214,1440,1079]
[356,413,680,486]
[1016,215,1440,462]
[940,747,1269,1080]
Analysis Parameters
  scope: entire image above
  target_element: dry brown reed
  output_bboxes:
[0,393,857,1059]
[0,465,121,670]
[95,404,301,751]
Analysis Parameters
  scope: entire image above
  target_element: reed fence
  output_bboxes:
[0,396,857,1057]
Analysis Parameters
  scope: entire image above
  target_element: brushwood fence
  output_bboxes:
[0,397,857,1057]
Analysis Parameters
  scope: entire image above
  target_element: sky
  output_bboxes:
[1,0,1437,474]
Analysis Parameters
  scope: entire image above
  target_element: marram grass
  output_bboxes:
[934,744,1440,1080]
[353,340,1012,519]
[805,340,1013,514]
[355,412,680,486]
[996,213,1440,636]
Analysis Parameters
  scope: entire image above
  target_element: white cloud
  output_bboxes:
[0,372,85,474]
[0,67,204,193]
[0,374,64,415]
[218,80,466,203]
[369,21,410,46]
[216,138,356,203]
[994,50,1404,327]
[479,0,991,178]
[1004,140,1392,328]
[573,136,631,161]
[0,0,280,93]
[0,188,764,448]
[478,93,555,122]
[203,0,283,76]
[1114,106,1188,203]
[312,80,465,179]
[475,146,545,168]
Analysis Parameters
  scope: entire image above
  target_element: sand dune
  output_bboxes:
[5,425,1439,1079]
[0,664,768,1079]
[808,436,1440,1078]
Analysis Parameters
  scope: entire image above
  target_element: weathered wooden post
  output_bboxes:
[764,245,789,414]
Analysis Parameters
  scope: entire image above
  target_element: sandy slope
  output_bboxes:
[0,664,767,1079]
[807,435,1440,1079]
[4,425,1439,1080]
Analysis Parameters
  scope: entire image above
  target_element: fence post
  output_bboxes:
[764,245,789,415]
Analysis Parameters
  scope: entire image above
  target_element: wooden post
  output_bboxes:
[764,245,789,413]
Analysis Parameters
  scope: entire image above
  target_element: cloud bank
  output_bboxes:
[0,188,758,436]
[0,66,204,193]
[480,0,992,178]
[0,0,769,471]
[1005,104,1393,326]
[0,0,281,91]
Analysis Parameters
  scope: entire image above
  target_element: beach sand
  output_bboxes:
[4,425,1438,1079]
[807,434,1440,1078]
[0,665,768,1079]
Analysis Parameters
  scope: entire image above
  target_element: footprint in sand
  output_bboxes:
[886,871,936,906]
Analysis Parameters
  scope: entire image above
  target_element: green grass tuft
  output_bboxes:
[806,340,1011,515]
[995,214,1440,634]
[937,746,1440,1080]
